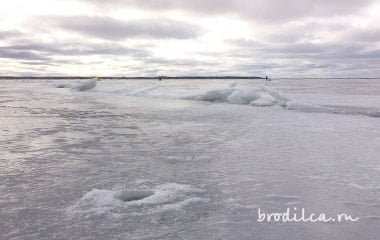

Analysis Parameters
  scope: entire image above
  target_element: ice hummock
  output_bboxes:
[187,82,380,117]
[58,79,379,118]
[194,88,236,102]
[71,78,97,91]
[65,79,377,118]
[191,81,260,104]
[53,81,71,88]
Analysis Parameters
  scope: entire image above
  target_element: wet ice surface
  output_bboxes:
[1,78,380,239]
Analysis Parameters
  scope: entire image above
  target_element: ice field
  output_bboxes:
[1,78,380,239]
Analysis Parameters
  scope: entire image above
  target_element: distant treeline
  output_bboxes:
[0,76,263,80]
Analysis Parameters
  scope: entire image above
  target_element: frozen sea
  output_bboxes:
[1,78,379,240]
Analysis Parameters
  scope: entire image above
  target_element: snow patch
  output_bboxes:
[66,183,207,217]
[66,189,120,216]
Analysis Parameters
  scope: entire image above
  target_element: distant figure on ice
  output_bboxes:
[158,77,162,81]
[265,76,271,81]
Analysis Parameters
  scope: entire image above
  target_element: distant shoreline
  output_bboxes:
[0,76,378,80]
[0,76,263,80]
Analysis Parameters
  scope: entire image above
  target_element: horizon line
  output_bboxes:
[0,76,379,80]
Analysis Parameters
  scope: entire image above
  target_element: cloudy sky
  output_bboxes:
[0,0,379,77]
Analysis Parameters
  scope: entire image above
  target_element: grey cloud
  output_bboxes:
[302,63,337,69]
[0,41,149,61]
[262,22,348,43]
[0,30,22,39]
[348,28,380,43]
[81,0,375,22]
[0,49,50,61]
[142,57,217,67]
[277,42,380,60]
[224,37,380,77]
[45,16,200,40]
[355,49,380,58]
[20,60,56,66]
[227,38,379,60]
[237,63,280,71]
[235,60,353,78]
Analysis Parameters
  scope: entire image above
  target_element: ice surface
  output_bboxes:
[1,78,379,240]
[229,81,237,88]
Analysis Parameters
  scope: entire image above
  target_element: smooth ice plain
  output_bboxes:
[1,78,379,239]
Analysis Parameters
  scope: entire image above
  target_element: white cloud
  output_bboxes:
[0,0,379,77]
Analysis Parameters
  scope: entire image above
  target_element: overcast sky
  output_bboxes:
[0,0,379,77]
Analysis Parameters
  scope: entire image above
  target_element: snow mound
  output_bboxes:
[115,189,154,202]
[71,78,97,92]
[67,183,208,217]
[66,189,120,216]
